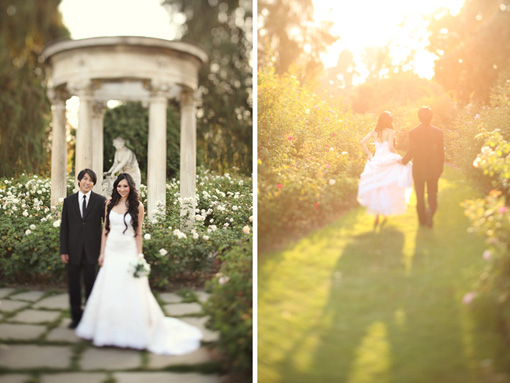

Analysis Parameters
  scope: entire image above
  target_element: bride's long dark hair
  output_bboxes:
[105,173,140,237]
[374,111,394,141]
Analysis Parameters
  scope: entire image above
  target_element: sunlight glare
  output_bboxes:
[313,0,465,82]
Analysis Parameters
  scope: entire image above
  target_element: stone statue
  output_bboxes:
[104,137,142,191]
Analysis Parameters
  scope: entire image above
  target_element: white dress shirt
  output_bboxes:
[78,190,91,217]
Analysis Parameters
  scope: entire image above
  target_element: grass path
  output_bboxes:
[258,166,510,383]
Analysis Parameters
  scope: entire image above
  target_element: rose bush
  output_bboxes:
[258,67,372,250]
[0,168,253,289]
[463,131,510,339]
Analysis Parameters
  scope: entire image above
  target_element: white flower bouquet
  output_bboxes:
[129,253,151,278]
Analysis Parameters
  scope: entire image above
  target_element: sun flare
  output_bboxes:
[313,0,465,82]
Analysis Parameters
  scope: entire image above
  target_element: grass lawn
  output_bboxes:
[258,166,510,383]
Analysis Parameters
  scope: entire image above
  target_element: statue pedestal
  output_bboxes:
[102,175,116,198]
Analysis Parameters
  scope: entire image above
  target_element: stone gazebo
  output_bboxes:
[42,36,208,219]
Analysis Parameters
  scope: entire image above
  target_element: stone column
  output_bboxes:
[91,101,106,194]
[48,89,68,208]
[75,85,93,188]
[179,89,197,229]
[147,89,168,219]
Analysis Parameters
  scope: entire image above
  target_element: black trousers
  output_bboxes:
[413,177,439,226]
[66,251,97,323]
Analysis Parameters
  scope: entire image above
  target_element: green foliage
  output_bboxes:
[103,102,181,181]
[463,132,510,341]
[258,67,370,249]
[204,239,252,377]
[0,0,69,177]
[446,81,510,185]
[428,0,510,103]
[164,0,253,174]
[0,170,253,289]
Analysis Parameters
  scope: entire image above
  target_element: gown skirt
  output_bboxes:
[357,141,413,216]
[76,211,202,355]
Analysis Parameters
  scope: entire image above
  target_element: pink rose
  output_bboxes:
[498,206,508,214]
[277,184,283,189]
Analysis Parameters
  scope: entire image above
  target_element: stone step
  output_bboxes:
[9,291,46,302]
[113,372,221,383]
[0,345,72,369]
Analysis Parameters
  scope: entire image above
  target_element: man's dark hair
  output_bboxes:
[418,107,433,124]
[77,168,97,185]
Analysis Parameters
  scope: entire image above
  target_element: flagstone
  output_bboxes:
[114,372,221,383]
[0,300,28,313]
[9,309,61,324]
[45,326,82,343]
[80,347,143,370]
[157,292,182,304]
[10,291,45,302]
[195,291,211,303]
[0,288,15,298]
[147,347,213,368]
[0,324,46,340]
[40,373,106,383]
[163,303,202,316]
[33,294,68,310]
[0,345,72,369]
[180,317,219,342]
[0,374,29,383]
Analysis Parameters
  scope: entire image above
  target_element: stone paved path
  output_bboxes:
[0,287,222,383]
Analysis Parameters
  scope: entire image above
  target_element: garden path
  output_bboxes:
[258,166,510,383]
[0,288,222,383]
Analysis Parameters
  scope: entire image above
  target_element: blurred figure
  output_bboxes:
[358,111,413,227]
[400,107,444,228]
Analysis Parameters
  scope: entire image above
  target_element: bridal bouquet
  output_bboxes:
[128,253,151,278]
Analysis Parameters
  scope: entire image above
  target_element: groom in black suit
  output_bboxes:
[401,107,444,228]
[60,169,106,328]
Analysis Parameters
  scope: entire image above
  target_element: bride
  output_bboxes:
[357,111,413,225]
[76,173,202,355]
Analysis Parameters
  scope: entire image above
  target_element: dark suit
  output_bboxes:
[402,123,444,226]
[60,191,106,323]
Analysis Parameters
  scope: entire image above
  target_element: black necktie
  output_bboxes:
[82,195,87,218]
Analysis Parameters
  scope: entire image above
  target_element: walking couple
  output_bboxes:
[357,107,445,228]
[59,170,201,355]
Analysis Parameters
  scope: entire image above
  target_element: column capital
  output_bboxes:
[46,87,69,105]
[68,80,94,98]
[180,88,199,108]
[92,101,107,117]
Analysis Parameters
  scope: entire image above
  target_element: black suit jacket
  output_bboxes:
[402,124,444,180]
[60,191,106,266]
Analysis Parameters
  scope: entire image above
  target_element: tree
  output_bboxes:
[428,0,510,103]
[0,0,69,177]
[163,0,253,174]
[258,0,337,82]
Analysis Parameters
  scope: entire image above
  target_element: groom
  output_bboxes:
[60,169,106,328]
[400,107,444,228]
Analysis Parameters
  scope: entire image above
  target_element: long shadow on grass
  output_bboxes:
[278,226,471,383]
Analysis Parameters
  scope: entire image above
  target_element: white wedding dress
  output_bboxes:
[76,211,202,355]
[357,140,413,215]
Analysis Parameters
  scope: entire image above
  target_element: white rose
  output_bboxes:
[52,220,61,228]
[203,235,209,241]
[193,232,199,239]
[25,229,31,235]
[329,179,336,185]
[159,248,168,256]
[144,233,151,240]
[30,224,36,230]
[243,226,250,234]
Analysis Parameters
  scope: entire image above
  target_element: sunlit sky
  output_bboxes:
[313,0,465,82]
[59,0,183,40]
